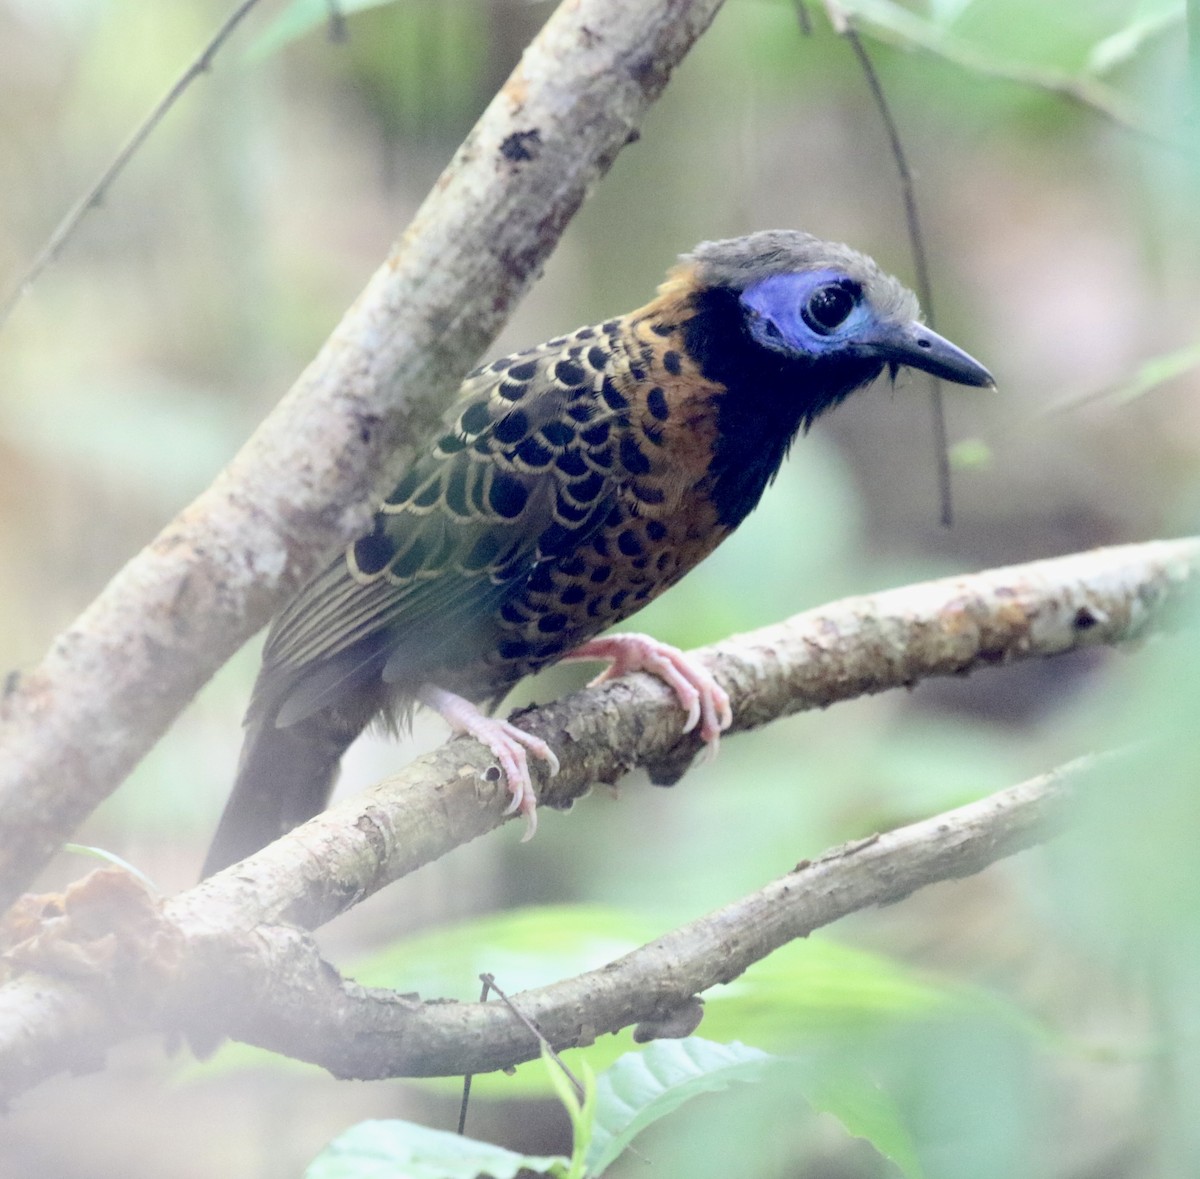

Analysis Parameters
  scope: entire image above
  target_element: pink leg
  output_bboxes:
[419,685,559,841]
[565,632,733,754]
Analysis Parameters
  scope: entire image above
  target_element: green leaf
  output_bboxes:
[805,1071,924,1179]
[1086,4,1182,75]
[62,843,160,894]
[584,1038,778,1175]
[305,1119,567,1179]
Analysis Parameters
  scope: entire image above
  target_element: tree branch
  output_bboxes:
[0,538,1194,1099]
[0,0,728,911]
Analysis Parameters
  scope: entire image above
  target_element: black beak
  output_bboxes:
[858,321,994,388]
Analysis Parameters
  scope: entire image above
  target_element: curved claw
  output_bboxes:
[568,633,733,756]
[420,685,559,841]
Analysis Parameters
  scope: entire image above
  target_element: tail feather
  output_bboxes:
[200,715,355,878]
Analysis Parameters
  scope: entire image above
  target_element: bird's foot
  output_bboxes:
[419,685,559,841]
[567,633,733,756]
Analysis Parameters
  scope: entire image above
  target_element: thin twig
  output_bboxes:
[481,974,585,1101]
[457,974,493,1134]
[826,1,953,526]
[792,0,813,37]
[0,0,266,332]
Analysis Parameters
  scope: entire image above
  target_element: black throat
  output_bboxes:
[681,285,884,528]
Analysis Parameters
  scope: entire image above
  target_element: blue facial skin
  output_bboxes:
[739,269,995,388]
[740,269,866,359]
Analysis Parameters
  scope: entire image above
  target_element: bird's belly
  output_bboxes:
[460,488,730,693]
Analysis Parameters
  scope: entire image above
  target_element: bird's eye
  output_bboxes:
[801,281,858,335]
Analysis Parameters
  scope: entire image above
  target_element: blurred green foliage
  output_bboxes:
[2,0,1200,1176]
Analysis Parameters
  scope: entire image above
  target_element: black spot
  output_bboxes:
[656,552,673,571]
[556,449,588,477]
[589,446,613,470]
[527,564,554,594]
[618,529,644,557]
[537,612,569,634]
[384,468,420,506]
[493,409,529,445]
[602,318,620,335]
[466,365,485,380]
[541,420,575,448]
[1074,607,1099,630]
[630,367,646,382]
[489,473,529,519]
[643,423,665,448]
[501,601,528,624]
[590,564,611,584]
[581,421,610,447]
[587,598,605,618]
[508,360,538,381]
[556,492,593,524]
[601,377,629,411]
[570,471,605,503]
[489,357,512,373]
[567,402,593,423]
[576,327,595,340]
[560,584,586,605]
[498,380,527,402]
[499,128,542,162]
[587,345,609,371]
[555,359,587,387]
[460,400,491,435]
[605,505,624,528]
[472,434,492,454]
[646,519,667,541]
[392,536,430,579]
[610,589,630,610]
[537,521,575,557]
[620,434,651,475]
[498,638,532,660]
[634,585,653,601]
[413,479,441,508]
[353,529,392,575]
[560,554,587,575]
[438,432,467,454]
[591,536,609,557]
[662,350,682,376]
[516,435,554,468]
[632,557,648,570]
[651,321,674,337]
[647,387,669,421]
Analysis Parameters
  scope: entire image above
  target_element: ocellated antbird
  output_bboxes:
[202,230,992,877]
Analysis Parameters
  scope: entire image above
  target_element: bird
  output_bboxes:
[201,230,993,877]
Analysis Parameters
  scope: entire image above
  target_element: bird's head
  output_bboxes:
[681,230,993,396]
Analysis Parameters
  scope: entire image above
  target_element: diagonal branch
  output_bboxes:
[0,0,728,911]
[0,538,1194,1098]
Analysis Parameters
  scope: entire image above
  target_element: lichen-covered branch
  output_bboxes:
[0,0,728,909]
[0,539,1194,1098]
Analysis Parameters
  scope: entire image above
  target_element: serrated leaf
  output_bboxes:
[305,1119,567,1179]
[584,1038,778,1175]
[805,1072,924,1179]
